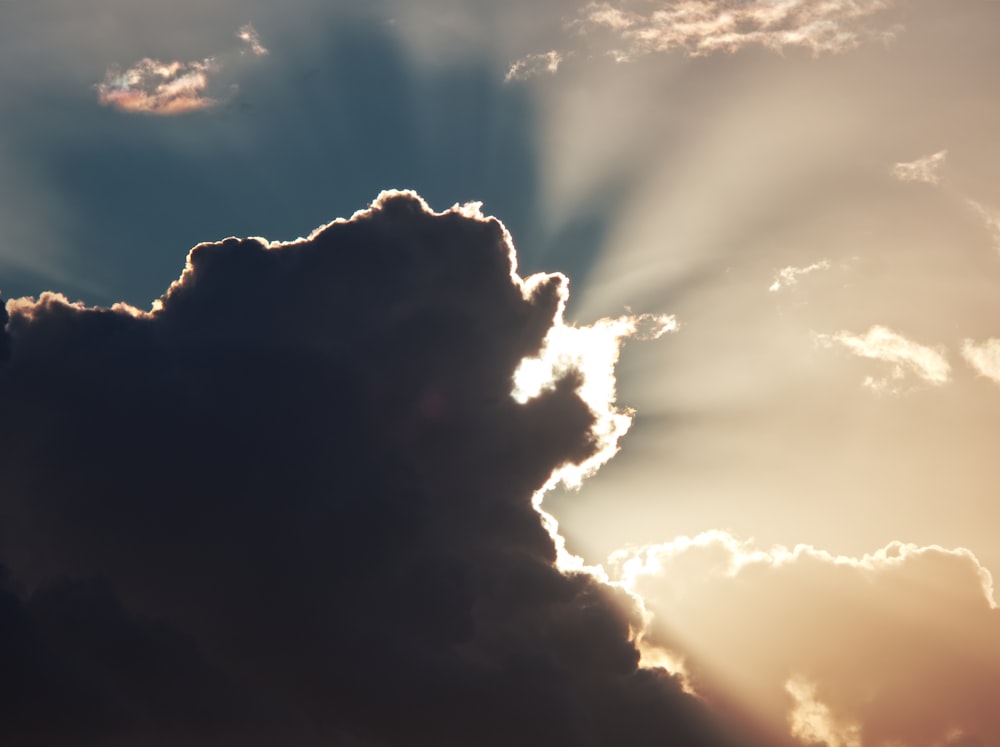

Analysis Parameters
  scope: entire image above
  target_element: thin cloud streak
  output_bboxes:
[768,259,831,292]
[815,324,951,391]
[890,150,948,185]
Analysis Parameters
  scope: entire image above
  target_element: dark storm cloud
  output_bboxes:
[0,192,748,746]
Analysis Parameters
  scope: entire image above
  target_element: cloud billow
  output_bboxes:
[0,192,739,746]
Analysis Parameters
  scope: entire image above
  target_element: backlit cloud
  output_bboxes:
[890,150,948,185]
[96,24,268,115]
[815,324,951,391]
[611,531,1000,747]
[0,191,744,746]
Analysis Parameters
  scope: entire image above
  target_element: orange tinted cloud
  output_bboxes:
[97,58,218,115]
[96,24,267,115]
[612,532,1000,747]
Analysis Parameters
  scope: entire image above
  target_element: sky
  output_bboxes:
[3,1,1000,745]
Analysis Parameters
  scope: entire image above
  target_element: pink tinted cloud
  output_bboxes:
[97,58,219,115]
[97,24,267,115]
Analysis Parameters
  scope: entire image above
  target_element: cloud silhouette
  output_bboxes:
[0,192,747,746]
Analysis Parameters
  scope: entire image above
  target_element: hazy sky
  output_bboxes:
[3,1,1000,745]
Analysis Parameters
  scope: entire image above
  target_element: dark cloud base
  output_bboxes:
[0,192,749,746]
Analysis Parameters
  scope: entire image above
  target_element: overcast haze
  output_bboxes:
[3,1,1000,745]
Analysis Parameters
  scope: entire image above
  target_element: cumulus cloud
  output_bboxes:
[505,50,564,82]
[96,24,268,114]
[890,150,948,185]
[815,324,950,391]
[769,259,831,292]
[0,191,746,746]
[610,531,1000,747]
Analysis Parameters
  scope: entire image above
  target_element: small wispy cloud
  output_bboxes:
[237,23,269,56]
[966,199,1000,254]
[815,324,950,391]
[890,150,948,185]
[961,338,1000,386]
[505,50,564,82]
[769,259,831,292]
[97,24,268,115]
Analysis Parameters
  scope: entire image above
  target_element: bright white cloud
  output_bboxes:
[891,150,948,185]
[769,259,831,292]
[610,531,1000,747]
[962,338,1000,386]
[505,50,564,82]
[815,325,950,391]
[96,25,268,115]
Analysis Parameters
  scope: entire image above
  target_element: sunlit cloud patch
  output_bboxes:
[508,0,901,77]
[96,24,268,115]
[574,0,900,58]
[815,324,951,392]
[890,150,948,185]
[504,50,564,82]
